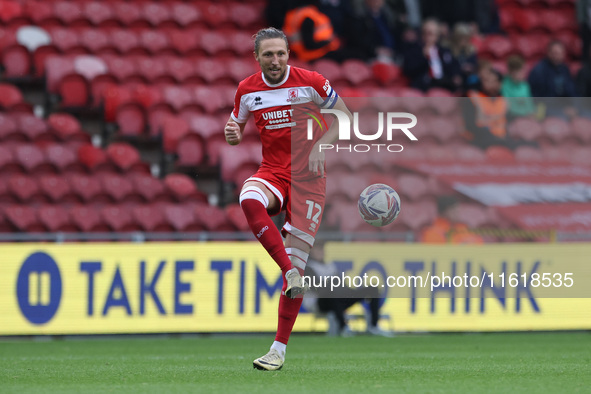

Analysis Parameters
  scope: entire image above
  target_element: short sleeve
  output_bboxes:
[310,71,338,109]
[231,85,249,124]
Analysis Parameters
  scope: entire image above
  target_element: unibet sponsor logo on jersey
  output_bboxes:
[262,109,296,130]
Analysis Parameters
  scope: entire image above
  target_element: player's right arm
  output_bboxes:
[225,116,246,146]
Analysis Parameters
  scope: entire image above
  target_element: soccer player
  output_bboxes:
[224,27,352,371]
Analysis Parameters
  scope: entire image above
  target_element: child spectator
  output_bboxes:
[501,55,537,119]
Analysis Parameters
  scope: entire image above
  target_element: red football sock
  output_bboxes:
[275,278,303,344]
[241,198,293,274]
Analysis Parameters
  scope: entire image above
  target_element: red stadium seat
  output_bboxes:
[15,144,54,174]
[571,116,591,144]
[67,173,111,204]
[486,146,515,161]
[313,59,344,85]
[170,3,202,28]
[372,62,402,85]
[58,73,89,108]
[142,3,172,27]
[0,207,15,232]
[168,28,202,56]
[225,203,249,232]
[198,2,229,28]
[53,1,86,27]
[181,113,220,141]
[508,117,543,141]
[454,203,490,228]
[4,205,45,232]
[106,142,149,174]
[78,144,117,173]
[540,9,575,33]
[396,174,429,200]
[194,58,228,84]
[38,205,77,232]
[176,135,205,168]
[49,27,79,53]
[342,59,373,86]
[112,3,144,28]
[479,35,514,59]
[164,203,202,231]
[132,204,172,232]
[162,116,190,154]
[196,205,234,232]
[514,145,544,161]
[47,112,87,142]
[109,29,142,55]
[164,173,207,203]
[2,44,31,78]
[101,204,142,232]
[134,56,168,84]
[130,174,172,203]
[15,113,52,142]
[166,57,198,84]
[8,174,47,203]
[399,201,437,231]
[542,117,572,143]
[139,30,170,55]
[38,174,78,203]
[512,34,549,60]
[99,172,142,203]
[228,3,261,29]
[428,117,459,143]
[83,2,116,27]
[70,204,110,232]
[0,145,21,174]
[115,103,146,137]
[0,112,20,141]
[26,1,55,27]
[455,144,488,161]
[162,85,194,112]
[227,58,258,83]
[193,86,225,114]
[79,29,111,54]
[0,83,30,112]
[44,143,86,173]
[227,30,256,56]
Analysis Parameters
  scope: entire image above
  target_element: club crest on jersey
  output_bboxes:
[286,88,300,103]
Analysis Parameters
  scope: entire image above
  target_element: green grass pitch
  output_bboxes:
[1,332,590,393]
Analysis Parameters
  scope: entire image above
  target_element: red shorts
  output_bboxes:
[246,168,326,247]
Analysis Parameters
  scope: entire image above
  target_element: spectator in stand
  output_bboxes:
[575,44,591,117]
[420,196,483,244]
[450,23,479,92]
[402,18,462,92]
[577,0,591,60]
[529,41,576,98]
[282,0,341,62]
[463,68,526,150]
[528,40,577,118]
[501,55,537,120]
[344,0,404,62]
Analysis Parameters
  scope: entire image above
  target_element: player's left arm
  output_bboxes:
[309,96,352,177]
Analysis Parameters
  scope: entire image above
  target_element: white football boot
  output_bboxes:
[253,349,284,371]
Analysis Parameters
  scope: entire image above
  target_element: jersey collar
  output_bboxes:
[262,65,290,87]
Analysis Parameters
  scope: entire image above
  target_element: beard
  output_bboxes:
[264,67,286,84]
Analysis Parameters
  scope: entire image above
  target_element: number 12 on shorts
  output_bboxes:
[305,200,322,223]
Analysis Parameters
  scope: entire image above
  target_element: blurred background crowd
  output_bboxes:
[0,0,589,243]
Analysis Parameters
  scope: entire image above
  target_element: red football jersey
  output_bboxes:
[231,65,338,179]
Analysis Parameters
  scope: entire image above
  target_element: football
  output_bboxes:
[358,184,401,227]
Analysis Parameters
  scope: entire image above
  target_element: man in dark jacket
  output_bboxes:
[402,19,462,92]
[528,41,576,98]
[528,40,577,118]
